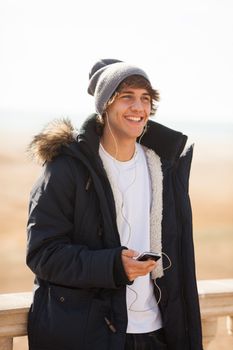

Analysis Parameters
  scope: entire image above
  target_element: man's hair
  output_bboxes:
[96,74,160,132]
[106,75,160,115]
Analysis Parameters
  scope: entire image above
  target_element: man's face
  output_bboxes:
[104,87,151,143]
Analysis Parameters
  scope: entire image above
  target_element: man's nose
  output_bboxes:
[130,99,144,111]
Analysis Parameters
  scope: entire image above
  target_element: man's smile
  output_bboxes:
[124,115,145,123]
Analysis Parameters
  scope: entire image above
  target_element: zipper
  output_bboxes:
[85,176,92,191]
[104,317,117,333]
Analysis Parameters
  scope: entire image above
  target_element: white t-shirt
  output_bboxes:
[99,143,162,333]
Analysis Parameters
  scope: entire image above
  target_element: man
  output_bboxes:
[27,59,203,349]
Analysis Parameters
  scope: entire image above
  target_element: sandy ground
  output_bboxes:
[0,131,232,349]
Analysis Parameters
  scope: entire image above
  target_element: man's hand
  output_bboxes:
[121,249,157,281]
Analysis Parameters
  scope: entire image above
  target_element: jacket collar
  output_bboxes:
[28,114,187,165]
[77,113,187,162]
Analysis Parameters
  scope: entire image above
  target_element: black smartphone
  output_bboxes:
[136,252,161,262]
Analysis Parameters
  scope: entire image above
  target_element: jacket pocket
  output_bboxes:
[85,297,113,350]
[27,286,47,347]
[28,284,92,349]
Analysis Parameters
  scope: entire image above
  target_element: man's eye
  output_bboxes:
[142,96,151,102]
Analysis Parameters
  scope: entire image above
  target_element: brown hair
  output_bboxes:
[96,75,160,132]
[106,74,160,115]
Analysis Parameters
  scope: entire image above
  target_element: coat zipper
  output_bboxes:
[104,317,117,333]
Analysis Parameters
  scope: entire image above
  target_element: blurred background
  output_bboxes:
[0,0,232,349]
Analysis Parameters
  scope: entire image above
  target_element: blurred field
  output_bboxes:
[0,129,232,349]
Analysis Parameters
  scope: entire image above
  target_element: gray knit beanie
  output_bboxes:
[88,58,151,116]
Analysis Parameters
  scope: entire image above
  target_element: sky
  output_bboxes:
[0,0,233,131]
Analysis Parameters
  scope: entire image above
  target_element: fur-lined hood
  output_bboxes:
[28,119,76,165]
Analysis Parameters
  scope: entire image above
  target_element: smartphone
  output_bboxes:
[136,252,161,262]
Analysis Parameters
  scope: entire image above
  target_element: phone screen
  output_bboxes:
[136,252,161,262]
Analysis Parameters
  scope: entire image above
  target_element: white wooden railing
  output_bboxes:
[0,279,232,349]
[198,279,233,348]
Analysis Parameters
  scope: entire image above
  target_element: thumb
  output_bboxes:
[122,249,139,258]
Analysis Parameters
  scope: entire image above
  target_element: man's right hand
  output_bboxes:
[121,249,157,281]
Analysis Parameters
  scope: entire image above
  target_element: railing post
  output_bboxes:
[226,315,233,335]
[198,279,233,349]
[0,337,13,350]
[201,317,218,349]
[0,292,32,350]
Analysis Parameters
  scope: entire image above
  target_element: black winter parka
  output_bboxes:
[26,114,203,350]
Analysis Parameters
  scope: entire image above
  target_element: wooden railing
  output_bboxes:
[0,292,31,350]
[0,279,233,349]
[198,279,233,348]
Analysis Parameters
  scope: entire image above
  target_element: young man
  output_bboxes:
[27,59,203,350]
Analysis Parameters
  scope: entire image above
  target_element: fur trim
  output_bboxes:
[28,118,75,164]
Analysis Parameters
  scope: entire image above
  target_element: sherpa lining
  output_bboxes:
[145,147,164,280]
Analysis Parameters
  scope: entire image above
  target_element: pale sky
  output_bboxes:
[0,0,233,129]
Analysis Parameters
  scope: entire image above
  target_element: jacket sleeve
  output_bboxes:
[175,146,203,349]
[26,156,128,289]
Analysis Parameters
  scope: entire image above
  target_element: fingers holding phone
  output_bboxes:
[136,252,161,262]
[121,249,158,281]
